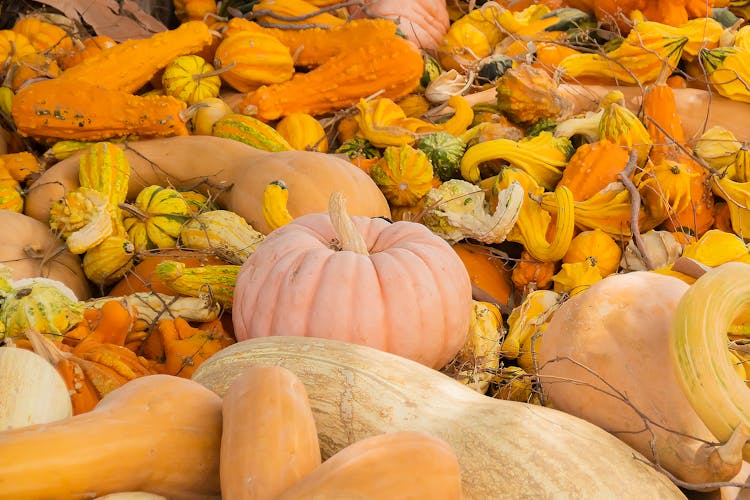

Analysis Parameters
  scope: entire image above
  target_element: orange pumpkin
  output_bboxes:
[452,242,514,306]
[232,193,473,369]
[107,250,227,296]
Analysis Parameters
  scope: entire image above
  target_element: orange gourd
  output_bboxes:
[0,374,222,498]
[59,36,117,70]
[558,139,631,201]
[563,0,713,31]
[232,193,473,370]
[276,431,463,499]
[220,365,321,500]
[452,242,514,306]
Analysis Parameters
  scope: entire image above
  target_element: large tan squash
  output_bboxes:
[0,210,91,299]
[24,136,391,234]
[536,271,746,486]
[192,336,686,499]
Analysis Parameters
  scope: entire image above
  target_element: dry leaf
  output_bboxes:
[32,0,168,41]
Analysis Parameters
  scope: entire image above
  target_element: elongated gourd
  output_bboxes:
[220,365,321,500]
[57,21,213,94]
[12,79,189,141]
[192,336,685,499]
[276,431,462,500]
[0,374,222,499]
[241,34,424,121]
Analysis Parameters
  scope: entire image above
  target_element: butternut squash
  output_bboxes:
[192,337,685,499]
[24,136,390,234]
[220,365,321,500]
[276,431,462,500]
[0,374,222,499]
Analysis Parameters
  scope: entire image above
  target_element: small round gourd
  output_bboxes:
[162,55,222,106]
[563,229,622,277]
[214,31,295,93]
[232,192,473,369]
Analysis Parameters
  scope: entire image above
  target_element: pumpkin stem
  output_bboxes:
[328,192,369,255]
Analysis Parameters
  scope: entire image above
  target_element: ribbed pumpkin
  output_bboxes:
[213,31,295,93]
[369,145,435,207]
[12,17,72,56]
[161,55,222,106]
[0,30,35,65]
[275,113,329,153]
[558,139,631,201]
[562,229,622,277]
[212,113,293,152]
[0,165,23,212]
[232,192,473,370]
[121,186,193,251]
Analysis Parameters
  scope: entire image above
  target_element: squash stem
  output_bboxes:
[328,192,369,255]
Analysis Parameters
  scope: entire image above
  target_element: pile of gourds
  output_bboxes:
[5,0,750,497]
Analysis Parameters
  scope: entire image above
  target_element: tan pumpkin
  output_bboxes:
[232,192,473,370]
[220,365,321,500]
[24,136,391,235]
[0,210,90,300]
[537,271,745,485]
[0,374,222,499]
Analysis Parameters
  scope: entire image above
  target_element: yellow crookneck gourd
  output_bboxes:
[555,21,688,85]
[699,46,750,103]
[460,131,573,189]
[492,167,574,262]
[262,180,294,231]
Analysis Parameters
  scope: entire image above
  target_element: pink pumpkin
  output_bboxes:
[348,0,450,51]
[232,193,473,369]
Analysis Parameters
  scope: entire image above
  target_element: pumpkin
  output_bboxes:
[12,16,72,56]
[121,185,195,251]
[347,0,450,50]
[537,270,750,485]
[0,346,72,430]
[452,242,514,306]
[161,55,222,106]
[220,365,321,500]
[58,35,117,70]
[0,211,90,300]
[25,136,391,235]
[0,374,222,499]
[415,132,466,182]
[277,431,463,499]
[232,192,473,370]
[370,144,435,207]
[511,250,556,293]
[562,228,622,276]
[275,113,329,153]
[192,336,686,499]
[213,30,295,93]
[108,250,227,296]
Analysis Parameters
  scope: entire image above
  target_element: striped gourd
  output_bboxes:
[121,185,195,251]
[275,113,329,153]
[212,113,293,152]
[179,209,265,265]
[82,235,135,287]
[370,144,435,207]
[78,142,131,205]
[213,31,295,93]
[154,260,239,309]
[251,0,345,27]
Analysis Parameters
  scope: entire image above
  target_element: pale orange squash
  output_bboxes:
[276,431,463,499]
[220,365,321,500]
[0,374,222,499]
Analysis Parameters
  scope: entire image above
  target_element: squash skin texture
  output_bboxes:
[276,431,462,500]
[193,336,686,499]
[24,136,391,235]
[232,214,473,370]
[0,374,222,499]
[0,210,90,300]
[537,271,744,484]
[220,365,321,500]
